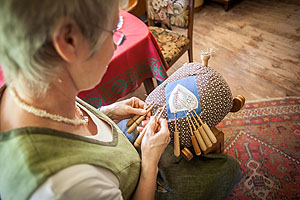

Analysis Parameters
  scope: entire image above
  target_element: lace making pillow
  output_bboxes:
[145,62,233,148]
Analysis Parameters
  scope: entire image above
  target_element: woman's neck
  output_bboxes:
[0,74,87,132]
[14,80,78,120]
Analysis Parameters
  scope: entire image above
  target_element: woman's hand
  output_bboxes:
[140,117,170,167]
[132,117,170,200]
[99,97,149,122]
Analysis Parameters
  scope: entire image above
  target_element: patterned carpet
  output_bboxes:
[217,97,300,200]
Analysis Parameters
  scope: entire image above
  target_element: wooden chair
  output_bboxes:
[143,0,195,94]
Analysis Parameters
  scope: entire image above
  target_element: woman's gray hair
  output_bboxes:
[0,0,119,96]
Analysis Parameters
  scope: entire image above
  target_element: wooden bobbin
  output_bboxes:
[198,126,212,147]
[126,101,154,127]
[134,110,159,147]
[181,147,193,161]
[173,111,180,157]
[126,115,140,128]
[127,102,156,134]
[127,115,144,133]
[187,114,207,152]
[202,123,217,144]
[186,117,201,156]
[192,109,217,144]
[190,113,212,148]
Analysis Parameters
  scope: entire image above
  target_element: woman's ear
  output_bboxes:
[52,18,83,63]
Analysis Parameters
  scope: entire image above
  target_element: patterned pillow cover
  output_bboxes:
[147,0,190,28]
[145,62,233,148]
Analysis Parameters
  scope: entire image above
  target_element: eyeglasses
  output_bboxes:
[111,29,126,46]
[89,22,126,46]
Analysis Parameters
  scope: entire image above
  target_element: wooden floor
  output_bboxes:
[121,0,300,102]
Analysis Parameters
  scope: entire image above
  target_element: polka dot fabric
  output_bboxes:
[145,63,233,147]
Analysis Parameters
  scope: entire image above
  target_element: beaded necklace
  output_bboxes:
[10,89,88,126]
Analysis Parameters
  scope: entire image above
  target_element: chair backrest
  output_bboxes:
[146,0,194,39]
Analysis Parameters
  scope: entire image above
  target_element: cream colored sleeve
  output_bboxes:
[30,164,123,200]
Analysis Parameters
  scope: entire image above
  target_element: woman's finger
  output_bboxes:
[145,116,157,136]
[166,136,171,144]
[141,119,150,127]
[128,106,146,116]
[155,118,170,137]
[137,126,144,132]
[131,97,147,109]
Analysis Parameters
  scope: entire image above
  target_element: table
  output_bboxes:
[78,10,167,108]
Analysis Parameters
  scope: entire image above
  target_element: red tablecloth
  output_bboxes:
[0,11,167,108]
[78,10,167,108]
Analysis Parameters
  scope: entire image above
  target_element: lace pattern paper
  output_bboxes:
[165,76,201,120]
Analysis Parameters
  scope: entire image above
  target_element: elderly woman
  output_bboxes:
[0,1,242,200]
[0,1,171,200]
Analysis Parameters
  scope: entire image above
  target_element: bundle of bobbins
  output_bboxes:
[180,127,226,161]
[126,103,167,148]
[126,101,155,134]
[144,104,223,161]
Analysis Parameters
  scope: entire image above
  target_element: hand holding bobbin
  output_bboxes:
[136,105,170,168]
[127,102,155,134]
[134,105,166,147]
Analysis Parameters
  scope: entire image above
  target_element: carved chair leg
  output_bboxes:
[143,78,155,95]
[188,47,193,63]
